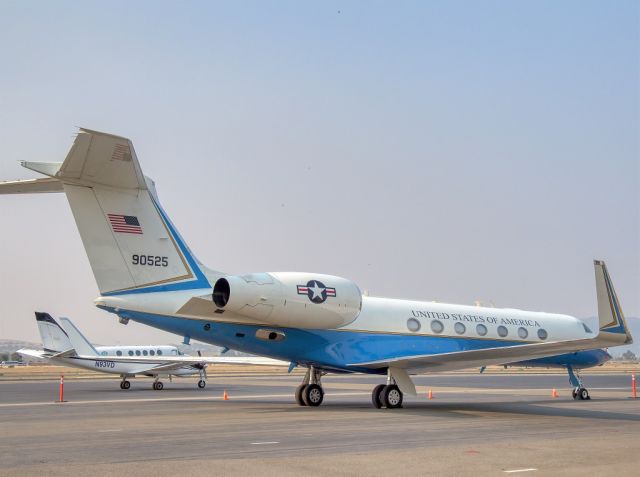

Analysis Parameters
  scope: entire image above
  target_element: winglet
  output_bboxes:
[594,260,633,345]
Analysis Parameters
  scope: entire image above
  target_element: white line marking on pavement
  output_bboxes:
[503,469,537,473]
[250,441,279,445]
[96,429,122,433]
[0,391,369,408]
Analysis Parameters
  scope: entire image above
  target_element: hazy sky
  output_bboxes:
[0,1,638,345]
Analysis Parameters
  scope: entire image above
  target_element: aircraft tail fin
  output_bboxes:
[594,260,633,345]
[35,312,74,354]
[0,128,219,296]
[59,318,100,357]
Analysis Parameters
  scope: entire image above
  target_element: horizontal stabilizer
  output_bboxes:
[0,177,63,194]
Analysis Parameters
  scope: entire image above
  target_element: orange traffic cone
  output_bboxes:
[551,389,558,398]
[428,389,433,400]
[223,389,229,401]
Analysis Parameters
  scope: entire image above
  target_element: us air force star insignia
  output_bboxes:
[297,280,337,304]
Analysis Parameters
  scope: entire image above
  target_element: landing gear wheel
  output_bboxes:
[572,388,578,400]
[153,381,164,391]
[120,380,130,390]
[372,384,385,409]
[197,380,206,389]
[303,383,324,407]
[295,384,308,406]
[578,388,590,400]
[382,384,403,409]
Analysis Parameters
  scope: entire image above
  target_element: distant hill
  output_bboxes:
[0,339,39,354]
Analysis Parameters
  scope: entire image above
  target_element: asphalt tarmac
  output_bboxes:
[1,373,638,476]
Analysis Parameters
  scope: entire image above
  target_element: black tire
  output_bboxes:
[579,388,590,400]
[119,381,124,390]
[198,380,206,389]
[303,384,324,407]
[382,384,403,409]
[122,380,130,390]
[372,384,385,409]
[295,384,307,406]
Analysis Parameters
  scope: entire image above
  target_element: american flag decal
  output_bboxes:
[111,143,132,162]
[107,214,143,234]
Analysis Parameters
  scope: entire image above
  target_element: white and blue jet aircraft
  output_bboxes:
[19,312,286,390]
[1,128,633,408]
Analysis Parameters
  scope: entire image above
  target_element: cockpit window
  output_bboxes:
[582,323,592,333]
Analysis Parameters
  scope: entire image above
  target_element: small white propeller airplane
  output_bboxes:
[1,128,633,408]
[18,312,287,390]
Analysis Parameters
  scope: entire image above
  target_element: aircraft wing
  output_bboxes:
[350,260,633,373]
[107,355,289,375]
[108,355,288,365]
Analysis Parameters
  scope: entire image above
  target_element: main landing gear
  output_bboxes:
[372,371,404,409]
[197,367,207,389]
[295,366,325,407]
[567,365,590,401]
[152,377,164,390]
[119,377,131,390]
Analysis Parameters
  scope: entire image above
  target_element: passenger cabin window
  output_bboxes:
[497,325,508,337]
[537,329,548,340]
[517,327,528,339]
[157,350,163,356]
[150,350,155,356]
[136,350,141,356]
[476,324,488,336]
[454,322,466,335]
[407,318,421,332]
[143,350,148,356]
[128,351,134,356]
[430,320,444,334]
[116,350,122,356]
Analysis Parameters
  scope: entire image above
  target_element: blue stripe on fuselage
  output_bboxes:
[100,307,610,372]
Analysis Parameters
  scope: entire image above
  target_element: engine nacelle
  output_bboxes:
[212,272,362,329]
